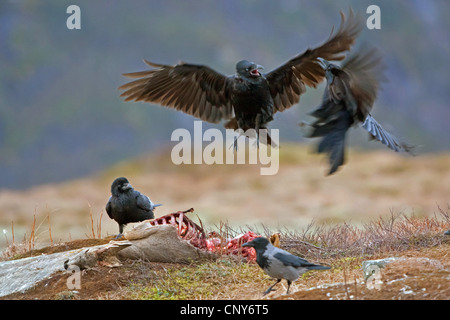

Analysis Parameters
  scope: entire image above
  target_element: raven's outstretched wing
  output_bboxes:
[119,61,234,123]
[265,9,363,112]
[341,46,385,121]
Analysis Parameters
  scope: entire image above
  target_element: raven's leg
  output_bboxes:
[229,130,245,152]
[114,224,125,239]
[263,279,281,295]
[265,130,273,147]
[228,136,240,152]
[257,126,274,147]
[227,135,239,151]
[286,280,292,294]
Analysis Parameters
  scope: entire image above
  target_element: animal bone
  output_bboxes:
[123,208,260,261]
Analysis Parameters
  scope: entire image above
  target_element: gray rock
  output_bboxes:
[0,241,131,297]
[362,257,399,280]
[0,249,81,297]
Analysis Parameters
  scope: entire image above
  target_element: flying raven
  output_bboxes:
[301,46,414,174]
[119,10,362,146]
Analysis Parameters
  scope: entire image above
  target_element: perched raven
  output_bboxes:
[300,46,414,175]
[243,237,330,295]
[119,10,362,146]
[106,177,162,238]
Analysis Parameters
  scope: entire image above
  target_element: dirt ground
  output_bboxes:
[2,239,448,300]
[277,245,450,300]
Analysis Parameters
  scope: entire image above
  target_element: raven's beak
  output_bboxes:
[153,204,162,208]
[317,57,329,70]
[250,65,264,76]
[242,241,253,248]
[122,183,132,190]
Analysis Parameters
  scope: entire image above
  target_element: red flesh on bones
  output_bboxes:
[146,208,259,261]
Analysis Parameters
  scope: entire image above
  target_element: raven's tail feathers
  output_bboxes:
[317,128,347,175]
[300,108,353,175]
[306,265,331,271]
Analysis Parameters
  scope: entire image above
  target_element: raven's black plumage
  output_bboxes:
[106,177,161,238]
[301,46,414,175]
[243,237,330,295]
[119,10,362,146]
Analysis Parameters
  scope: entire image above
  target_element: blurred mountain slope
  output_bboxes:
[0,0,449,189]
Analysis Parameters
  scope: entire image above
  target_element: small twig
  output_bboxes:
[29,211,36,251]
[47,212,53,245]
[88,202,95,239]
[11,220,15,244]
[196,214,206,237]
[282,239,327,251]
[97,210,103,239]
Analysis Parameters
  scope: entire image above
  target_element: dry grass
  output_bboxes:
[0,201,105,261]
[1,144,449,252]
[280,206,450,260]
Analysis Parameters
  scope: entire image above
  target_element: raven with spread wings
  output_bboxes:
[119,10,362,146]
[300,46,414,175]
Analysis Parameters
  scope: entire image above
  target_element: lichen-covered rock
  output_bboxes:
[0,241,132,297]
[0,249,82,297]
[362,257,399,280]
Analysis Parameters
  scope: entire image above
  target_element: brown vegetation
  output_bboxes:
[1,207,448,300]
[1,145,449,250]
[0,145,449,300]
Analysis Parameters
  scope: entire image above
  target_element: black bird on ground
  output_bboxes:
[119,10,362,147]
[242,237,330,295]
[106,177,162,238]
[445,230,450,236]
[300,46,414,175]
